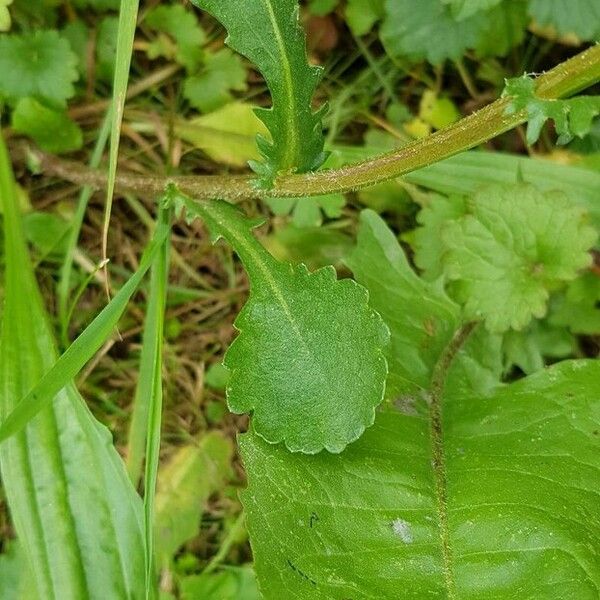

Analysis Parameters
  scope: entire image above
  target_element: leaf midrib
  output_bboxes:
[427,322,478,598]
[260,0,299,169]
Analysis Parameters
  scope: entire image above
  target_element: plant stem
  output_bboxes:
[16,45,600,202]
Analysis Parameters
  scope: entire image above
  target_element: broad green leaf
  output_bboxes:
[183,49,247,113]
[0,30,78,105]
[179,566,259,600]
[441,183,597,332]
[0,134,146,597]
[441,0,502,20]
[346,210,502,399]
[145,4,205,71]
[189,0,327,181]
[528,0,600,41]
[504,75,600,144]
[175,102,270,167]
[345,0,384,36]
[154,433,233,566]
[240,210,600,598]
[95,16,118,83]
[381,0,489,64]
[381,0,526,63]
[11,97,82,154]
[174,196,389,454]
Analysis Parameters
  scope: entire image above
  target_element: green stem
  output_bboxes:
[19,45,600,201]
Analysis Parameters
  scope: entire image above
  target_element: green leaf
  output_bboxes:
[403,150,600,228]
[0,217,170,444]
[413,193,468,281]
[528,0,600,41]
[265,193,345,228]
[308,0,338,16]
[441,0,502,20]
[11,97,82,154]
[183,49,247,113]
[346,210,502,399]
[504,75,600,145]
[502,320,575,375]
[550,273,600,335]
[381,0,489,64]
[441,183,597,332]
[345,0,384,36]
[0,133,146,597]
[174,196,389,454]
[179,566,259,600]
[380,0,526,63]
[96,15,118,82]
[154,433,233,566]
[0,30,78,105]
[175,102,270,167]
[240,210,600,599]
[145,4,205,71]
[0,0,13,31]
[189,0,327,181]
[22,211,70,256]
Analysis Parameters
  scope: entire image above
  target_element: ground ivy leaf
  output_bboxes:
[528,0,600,41]
[183,49,247,113]
[145,4,206,72]
[504,75,600,145]
[441,0,502,20]
[11,97,82,154]
[175,197,389,454]
[240,211,599,598]
[189,0,327,182]
[442,183,597,332]
[381,0,489,64]
[0,30,78,106]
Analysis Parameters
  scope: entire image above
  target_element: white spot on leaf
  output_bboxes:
[391,518,413,544]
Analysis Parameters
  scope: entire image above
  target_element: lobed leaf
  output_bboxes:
[175,196,389,454]
[241,210,600,598]
[528,0,600,41]
[441,183,597,332]
[504,75,600,145]
[189,0,327,182]
[0,30,78,106]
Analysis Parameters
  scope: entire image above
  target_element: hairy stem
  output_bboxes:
[429,321,478,598]
[15,45,600,201]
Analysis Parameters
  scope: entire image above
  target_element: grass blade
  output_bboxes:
[137,208,171,599]
[58,110,111,347]
[0,131,146,597]
[0,217,170,444]
[102,0,140,268]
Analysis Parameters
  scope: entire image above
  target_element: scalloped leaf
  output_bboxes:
[239,211,599,599]
[189,0,327,183]
[442,183,597,332]
[175,197,389,454]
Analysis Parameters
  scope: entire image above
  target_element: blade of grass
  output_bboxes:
[0,218,170,444]
[58,111,112,348]
[0,130,146,597]
[133,206,171,600]
[102,0,141,280]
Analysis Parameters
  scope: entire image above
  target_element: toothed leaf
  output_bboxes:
[504,75,600,145]
[441,183,597,332]
[189,0,326,182]
[175,197,389,454]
